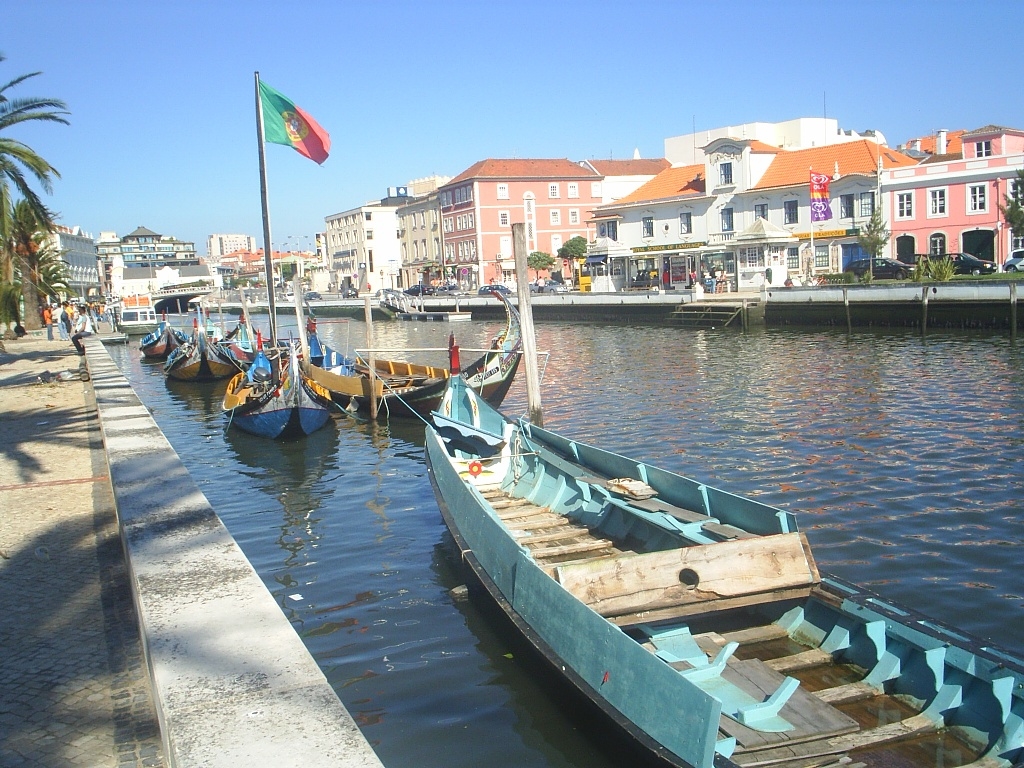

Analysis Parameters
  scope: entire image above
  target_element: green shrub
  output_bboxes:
[929,257,956,282]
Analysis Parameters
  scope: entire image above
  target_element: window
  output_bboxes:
[364,212,372,221]
[550,209,561,225]
[929,233,947,255]
[567,183,579,199]
[569,209,580,225]
[897,192,913,219]
[975,140,992,158]
[591,182,602,198]
[814,244,829,268]
[548,183,560,199]
[859,191,875,217]
[721,207,734,232]
[754,203,768,220]
[642,216,654,237]
[366,230,373,240]
[497,183,509,200]
[787,246,800,270]
[1012,179,1023,203]
[720,162,733,186]
[929,188,947,216]
[606,221,618,240]
[499,211,509,227]
[839,194,854,218]
[968,183,987,213]
[784,200,798,225]
[741,246,763,268]
[679,212,692,234]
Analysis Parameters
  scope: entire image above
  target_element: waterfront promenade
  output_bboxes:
[0,332,164,768]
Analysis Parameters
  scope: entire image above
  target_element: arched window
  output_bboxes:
[929,233,946,255]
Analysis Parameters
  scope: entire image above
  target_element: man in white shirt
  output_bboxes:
[71,305,94,355]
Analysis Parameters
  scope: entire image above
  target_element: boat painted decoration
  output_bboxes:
[164,316,238,382]
[139,316,189,360]
[306,288,522,418]
[222,344,333,439]
[424,372,1024,768]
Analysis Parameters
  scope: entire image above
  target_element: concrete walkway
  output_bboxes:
[0,333,165,768]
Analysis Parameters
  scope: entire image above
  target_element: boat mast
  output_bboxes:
[254,70,278,346]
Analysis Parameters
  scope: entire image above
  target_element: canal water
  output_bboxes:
[109,317,1024,768]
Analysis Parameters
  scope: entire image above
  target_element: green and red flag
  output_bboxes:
[258,81,331,165]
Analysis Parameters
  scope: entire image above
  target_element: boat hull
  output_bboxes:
[424,378,1024,768]
[223,360,333,439]
[140,325,188,360]
[164,334,238,381]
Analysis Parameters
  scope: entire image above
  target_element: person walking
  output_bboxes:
[71,305,94,355]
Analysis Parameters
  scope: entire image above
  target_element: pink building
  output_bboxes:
[885,126,1024,264]
[439,159,603,288]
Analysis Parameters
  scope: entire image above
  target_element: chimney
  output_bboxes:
[912,139,921,152]
[937,129,948,155]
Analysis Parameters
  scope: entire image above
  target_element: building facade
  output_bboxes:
[439,159,603,289]
[593,136,917,291]
[49,224,101,299]
[323,191,404,293]
[882,125,1024,264]
[396,190,443,289]
[206,233,256,259]
[97,227,200,296]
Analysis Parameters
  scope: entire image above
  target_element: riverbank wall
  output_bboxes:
[84,337,384,768]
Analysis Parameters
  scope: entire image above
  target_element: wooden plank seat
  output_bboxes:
[554,532,820,621]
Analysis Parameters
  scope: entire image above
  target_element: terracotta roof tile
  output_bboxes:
[586,158,670,176]
[905,129,965,155]
[447,158,601,185]
[747,140,784,153]
[611,164,706,205]
[752,140,916,190]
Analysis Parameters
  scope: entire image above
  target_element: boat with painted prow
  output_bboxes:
[139,316,189,360]
[424,368,1024,768]
[222,344,333,439]
[164,314,238,381]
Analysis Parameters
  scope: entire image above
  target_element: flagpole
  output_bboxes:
[254,70,278,346]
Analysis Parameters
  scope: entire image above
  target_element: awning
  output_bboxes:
[585,256,606,264]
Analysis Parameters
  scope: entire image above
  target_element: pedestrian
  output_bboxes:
[71,304,94,355]
[58,302,72,341]
[42,303,54,341]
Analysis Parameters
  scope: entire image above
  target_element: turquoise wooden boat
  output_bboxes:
[425,368,1024,768]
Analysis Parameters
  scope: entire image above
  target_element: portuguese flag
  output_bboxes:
[258,81,331,165]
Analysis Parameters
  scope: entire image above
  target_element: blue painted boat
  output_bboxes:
[222,345,333,439]
[425,368,1024,768]
[139,320,188,360]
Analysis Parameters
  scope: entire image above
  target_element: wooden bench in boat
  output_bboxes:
[553,532,819,624]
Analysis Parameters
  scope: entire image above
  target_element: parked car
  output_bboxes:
[304,291,322,301]
[478,284,512,296]
[846,258,911,280]
[341,287,358,298]
[948,252,998,275]
[531,280,569,294]
[434,283,461,296]
[1003,250,1024,272]
[403,284,435,296]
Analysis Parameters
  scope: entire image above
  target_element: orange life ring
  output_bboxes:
[467,460,483,477]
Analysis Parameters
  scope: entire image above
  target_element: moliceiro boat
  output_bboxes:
[222,344,333,439]
[424,370,1024,768]
[139,316,189,360]
[163,315,238,382]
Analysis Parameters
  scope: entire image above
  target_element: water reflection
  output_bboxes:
[108,322,1024,768]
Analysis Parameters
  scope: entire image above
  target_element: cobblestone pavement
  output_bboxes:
[0,334,165,768]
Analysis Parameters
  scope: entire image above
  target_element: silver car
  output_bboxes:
[1003,250,1024,272]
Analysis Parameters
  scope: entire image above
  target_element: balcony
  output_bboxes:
[708,233,735,245]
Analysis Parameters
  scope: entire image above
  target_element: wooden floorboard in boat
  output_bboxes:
[766,649,834,673]
[812,682,879,706]
[720,624,791,646]
[716,658,860,752]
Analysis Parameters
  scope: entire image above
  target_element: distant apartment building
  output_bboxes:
[324,190,406,292]
[97,226,201,295]
[883,125,1024,264]
[48,224,101,299]
[439,159,604,288]
[207,233,256,259]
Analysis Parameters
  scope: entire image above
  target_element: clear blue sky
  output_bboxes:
[5,0,1023,255]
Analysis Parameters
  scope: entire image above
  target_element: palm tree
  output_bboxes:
[0,52,69,296]
[10,198,67,327]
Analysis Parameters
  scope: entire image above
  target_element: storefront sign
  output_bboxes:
[631,241,707,253]
[795,228,858,240]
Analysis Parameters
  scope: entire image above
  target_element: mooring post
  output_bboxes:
[1011,282,1018,340]
[921,287,929,336]
[843,286,851,333]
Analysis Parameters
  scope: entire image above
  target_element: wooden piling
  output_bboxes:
[363,296,378,419]
[512,223,543,427]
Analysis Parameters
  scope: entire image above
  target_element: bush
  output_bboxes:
[928,257,956,282]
